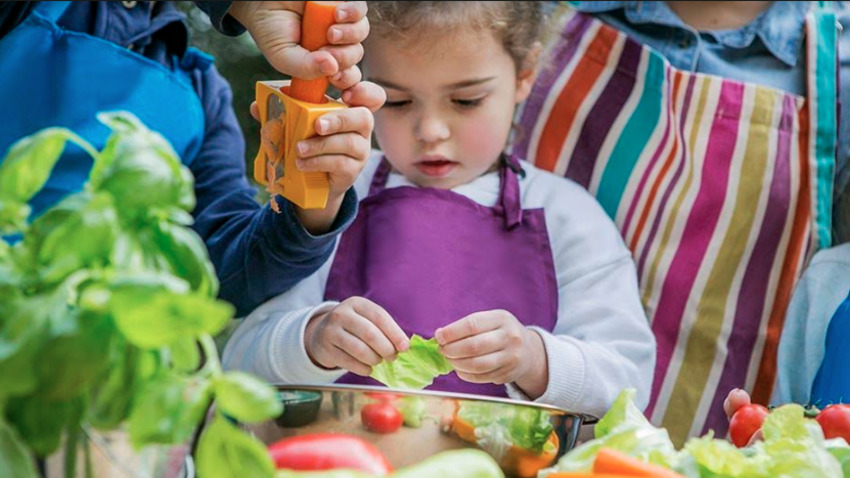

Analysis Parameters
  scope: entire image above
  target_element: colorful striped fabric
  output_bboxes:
[512,6,837,445]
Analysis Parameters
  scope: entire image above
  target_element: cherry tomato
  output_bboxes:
[816,404,850,443]
[361,401,403,434]
[729,403,769,448]
[267,433,392,474]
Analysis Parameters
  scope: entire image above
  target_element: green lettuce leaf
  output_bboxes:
[370,335,452,390]
[457,401,554,455]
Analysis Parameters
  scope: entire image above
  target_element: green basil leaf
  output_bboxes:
[0,418,38,478]
[196,414,274,478]
[93,112,195,213]
[152,221,218,297]
[0,296,58,398]
[213,372,282,424]
[89,341,142,429]
[36,309,114,401]
[129,372,211,449]
[110,288,233,349]
[0,128,75,203]
[170,336,201,373]
[35,193,119,285]
[5,396,76,457]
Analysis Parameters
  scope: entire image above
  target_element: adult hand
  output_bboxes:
[435,310,549,398]
[228,2,368,92]
[304,297,410,376]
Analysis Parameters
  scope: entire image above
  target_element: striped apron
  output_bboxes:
[512,4,838,444]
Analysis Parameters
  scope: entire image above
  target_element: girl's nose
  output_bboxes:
[414,113,450,144]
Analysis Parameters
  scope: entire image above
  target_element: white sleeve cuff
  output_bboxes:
[505,326,586,413]
[269,301,347,384]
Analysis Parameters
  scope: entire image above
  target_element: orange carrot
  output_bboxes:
[592,448,683,477]
[289,1,342,103]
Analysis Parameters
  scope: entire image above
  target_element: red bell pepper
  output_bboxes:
[268,433,393,475]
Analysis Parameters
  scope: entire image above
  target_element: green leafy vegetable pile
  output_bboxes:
[457,402,555,455]
[370,335,453,390]
[541,389,850,478]
[0,113,282,478]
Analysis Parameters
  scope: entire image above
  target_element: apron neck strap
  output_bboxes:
[32,1,72,23]
[499,154,524,229]
[369,154,525,230]
[805,1,839,250]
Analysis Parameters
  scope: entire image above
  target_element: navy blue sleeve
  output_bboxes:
[193,1,245,36]
[187,61,358,317]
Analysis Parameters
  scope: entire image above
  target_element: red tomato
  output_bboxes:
[361,402,403,434]
[267,433,392,474]
[729,403,769,448]
[816,404,850,443]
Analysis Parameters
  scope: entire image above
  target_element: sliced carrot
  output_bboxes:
[592,448,683,477]
[289,1,342,103]
[546,474,653,478]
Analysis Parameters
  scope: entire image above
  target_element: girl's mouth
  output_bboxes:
[415,159,457,177]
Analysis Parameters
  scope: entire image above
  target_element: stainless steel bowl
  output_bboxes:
[244,384,597,478]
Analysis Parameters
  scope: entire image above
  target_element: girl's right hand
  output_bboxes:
[304,297,410,376]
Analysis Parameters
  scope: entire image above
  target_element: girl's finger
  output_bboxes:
[333,329,383,368]
[330,344,374,377]
[319,43,364,73]
[351,298,410,353]
[435,311,503,345]
[455,366,512,385]
[450,350,512,375]
[297,133,370,162]
[341,81,387,113]
[440,329,506,360]
[311,106,374,138]
[343,314,399,361]
[328,16,369,44]
[329,66,363,92]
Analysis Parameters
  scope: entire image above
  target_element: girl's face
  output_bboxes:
[364,26,537,189]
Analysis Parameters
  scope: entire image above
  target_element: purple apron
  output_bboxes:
[324,155,558,397]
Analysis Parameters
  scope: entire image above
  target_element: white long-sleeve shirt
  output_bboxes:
[223,152,656,418]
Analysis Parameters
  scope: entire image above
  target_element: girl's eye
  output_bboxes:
[383,100,411,109]
[453,97,484,109]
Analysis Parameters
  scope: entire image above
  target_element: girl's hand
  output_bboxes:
[291,104,376,233]
[304,297,410,376]
[435,310,548,398]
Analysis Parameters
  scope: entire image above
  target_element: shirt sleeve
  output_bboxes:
[187,60,357,317]
[192,1,245,36]
[505,169,656,419]
[773,244,850,405]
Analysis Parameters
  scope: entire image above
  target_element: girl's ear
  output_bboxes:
[515,41,543,103]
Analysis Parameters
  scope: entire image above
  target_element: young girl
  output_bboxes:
[223,1,655,417]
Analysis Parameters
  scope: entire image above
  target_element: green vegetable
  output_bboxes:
[457,401,555,455]
[370,335,453,390]
[0,112,282,478]
[540,389,850,478]
[398,396,427,428]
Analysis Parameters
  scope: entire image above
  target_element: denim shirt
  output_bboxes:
[568,1,850,244]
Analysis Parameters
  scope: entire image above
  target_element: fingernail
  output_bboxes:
[296,158,307,170]
[341,90,352,103]
[319,59,336,76]
[329,28,342,43]
[297,142,309,155]
[331,71,343,82]
[336,8,349,21]
[316,118,329,133]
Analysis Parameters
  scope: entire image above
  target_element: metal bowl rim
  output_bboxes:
[273,383,599,424]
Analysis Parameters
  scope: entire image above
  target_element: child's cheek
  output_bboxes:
[459,120,508,162]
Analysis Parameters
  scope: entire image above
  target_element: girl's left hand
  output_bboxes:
[434,310,548,398]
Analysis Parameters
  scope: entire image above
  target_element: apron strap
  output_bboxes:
[368,156,393,196]
[32,1,72,23]
[499,154,524,230]
[806,2,839,251]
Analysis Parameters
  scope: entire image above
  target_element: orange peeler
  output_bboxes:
[253,1,346,211]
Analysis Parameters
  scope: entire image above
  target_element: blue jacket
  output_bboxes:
[0,2,357,317]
